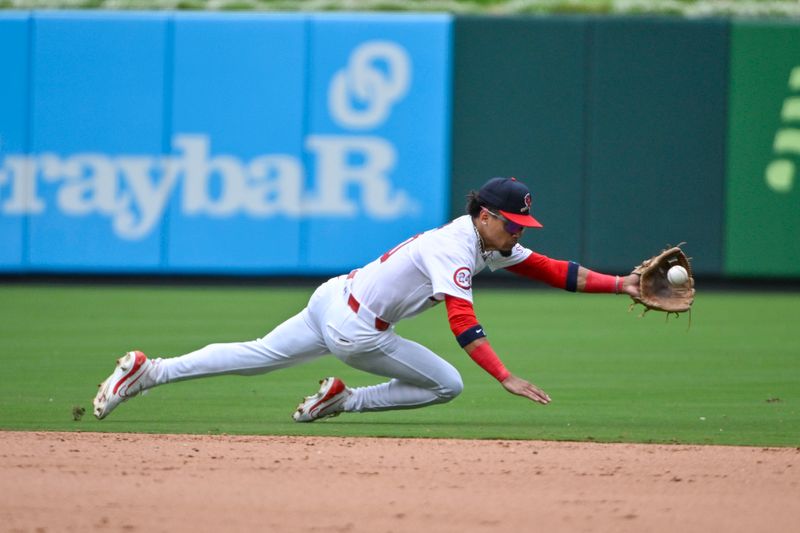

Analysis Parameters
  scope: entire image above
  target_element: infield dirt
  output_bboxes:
[1,431,798,532]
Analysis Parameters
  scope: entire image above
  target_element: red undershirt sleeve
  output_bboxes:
[444,294,478,336]
[468,343,510,382]
[504,252,570,288]
[444,295,510,382]
[583,270,622,293]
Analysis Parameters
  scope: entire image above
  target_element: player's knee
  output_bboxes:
[435,374,464,402]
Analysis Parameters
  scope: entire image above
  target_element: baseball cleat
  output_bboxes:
[93,350,156,420]
[292,377,351,422]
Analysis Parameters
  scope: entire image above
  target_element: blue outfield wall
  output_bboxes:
[0,13,30,270]
[28,12,169,271]
[0,12,453,274]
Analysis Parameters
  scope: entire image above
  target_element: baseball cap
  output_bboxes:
[478,177,543,228]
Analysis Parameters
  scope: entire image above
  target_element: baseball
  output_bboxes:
[667,265,689,286]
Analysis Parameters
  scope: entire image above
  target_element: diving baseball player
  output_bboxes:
[93,177,642,421]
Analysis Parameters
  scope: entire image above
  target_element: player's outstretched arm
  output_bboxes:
[505,253,637,298]
[577,267,643,298]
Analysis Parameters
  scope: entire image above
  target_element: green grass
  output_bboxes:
[5,0,800,18]
[1,283,798,446]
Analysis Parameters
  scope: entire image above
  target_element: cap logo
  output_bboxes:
[521,193,532,214]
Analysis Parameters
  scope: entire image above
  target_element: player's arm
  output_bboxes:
[505,252,639,297]
[445,295,551,405]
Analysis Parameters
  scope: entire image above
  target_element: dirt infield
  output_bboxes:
[1,431,798,532]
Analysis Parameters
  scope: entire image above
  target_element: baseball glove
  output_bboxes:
[630,245,695,315]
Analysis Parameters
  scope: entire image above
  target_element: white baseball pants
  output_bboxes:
[150,275,464,412]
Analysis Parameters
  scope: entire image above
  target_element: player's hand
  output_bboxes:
[622,273,640,299]
[501,374,551,404]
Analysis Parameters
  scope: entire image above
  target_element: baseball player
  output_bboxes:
[93,177,641,422]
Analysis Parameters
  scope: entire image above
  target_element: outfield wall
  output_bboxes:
[0,12,453,274]
[1,13,798,277]
[451,17,730,276]
[726,21,800,277]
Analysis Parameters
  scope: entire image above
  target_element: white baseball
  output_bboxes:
[667,265,688,286]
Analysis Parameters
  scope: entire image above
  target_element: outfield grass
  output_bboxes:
[0,283,797,446]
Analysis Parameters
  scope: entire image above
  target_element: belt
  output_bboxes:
[344,269,391,331]
[347,294,391,331]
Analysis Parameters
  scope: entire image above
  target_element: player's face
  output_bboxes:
[481,208,525,252]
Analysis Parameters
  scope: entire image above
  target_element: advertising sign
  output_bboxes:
[165,14,307,273]
[0,12,453,274]
[26,12,170,271]
[726,21,800,276]
[0,14,30,269]
[304,15,452,270]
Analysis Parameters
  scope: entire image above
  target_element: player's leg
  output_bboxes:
[94,278,340,419]
[335,333,464,412]
[93,309,329,419]
[292,332,462,421]
[322,284,464,412]
[154,309,329,384]
[293,289,464,421]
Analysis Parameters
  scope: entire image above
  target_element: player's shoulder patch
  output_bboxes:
[453,266,472,289]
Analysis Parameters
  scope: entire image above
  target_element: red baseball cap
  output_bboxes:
[478,177,543,228]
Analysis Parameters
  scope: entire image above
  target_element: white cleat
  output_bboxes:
[93,351,155,420]
[292,377,351,422]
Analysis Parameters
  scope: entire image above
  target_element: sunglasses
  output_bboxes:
[483,208,525,235]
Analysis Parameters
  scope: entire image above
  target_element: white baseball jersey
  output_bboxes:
[350,215,532,324]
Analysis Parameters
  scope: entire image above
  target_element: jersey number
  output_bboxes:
[380,234,421,263]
